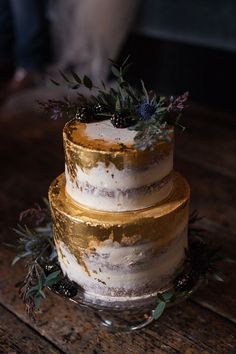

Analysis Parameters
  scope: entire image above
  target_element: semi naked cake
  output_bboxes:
[48,59,190,306]
[49,126,189,305]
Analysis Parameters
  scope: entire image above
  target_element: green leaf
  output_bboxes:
[141,80,149,103]
[59,70,70,83]
[35,295,42,309]
[121,55,131,67]
[162,290,174,302]
[70,70,81,84]
[212,273,224,282]
[156,107,167,114]
[46,270,61,281]
[101,80,106,90]
[45,270,61,285]
[12,255,21,266]
[115,96,121,111]
[71,84,80,90]
[12,227,28,238]
[83,75,93,89]
[26,285,40,298]
[122,63,132,76]
[3,242,16,249]
[50,79,60,86]
[37,272,46,290]
[111,65,120,78]
[12,251,32,265]
[39,290,46,299]
[152,301,166,320]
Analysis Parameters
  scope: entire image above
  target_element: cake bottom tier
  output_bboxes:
[49,172,190,305]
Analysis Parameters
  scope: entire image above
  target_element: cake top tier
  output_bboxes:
[63,118,174,176]
[63,118,174,212]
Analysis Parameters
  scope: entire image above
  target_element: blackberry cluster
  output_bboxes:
[75,106,94,122]
[75,104,106,123]
[51,278,78,298]
[174,271,198,292]
[110,112,133,128]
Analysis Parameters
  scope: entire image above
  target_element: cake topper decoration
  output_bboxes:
[39,57,189,150]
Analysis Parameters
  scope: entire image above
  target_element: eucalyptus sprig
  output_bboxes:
[19,262,61,321]
[130,119,173,151]
[11,200,62,320]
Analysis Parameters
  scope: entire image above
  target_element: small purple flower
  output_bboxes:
[137,103,156,120]
[51,106,63,120]
[168,91,189,112]
[20,205,49,227]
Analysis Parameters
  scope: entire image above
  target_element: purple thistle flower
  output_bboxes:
[137,103,156,120]
[168,91,189,112]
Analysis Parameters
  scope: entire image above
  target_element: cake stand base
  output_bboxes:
[50,280,202,332]
[95,308,154,332]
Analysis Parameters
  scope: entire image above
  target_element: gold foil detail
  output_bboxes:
[63,119,174,180]
[48,172,190,264]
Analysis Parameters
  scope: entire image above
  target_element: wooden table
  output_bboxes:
[0,106,236,353]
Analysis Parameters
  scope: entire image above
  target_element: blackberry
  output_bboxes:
[42,262,60,276]
[51,278,78,298]
[174,271,198,292]
[75,105,94,122]
[138,103,156,120]
[111,112,133,128]
[93,103,105,114]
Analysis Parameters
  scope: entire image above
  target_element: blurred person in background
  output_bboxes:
[51,0,140,83]
[0,0,139,102]
[0,0,50,94]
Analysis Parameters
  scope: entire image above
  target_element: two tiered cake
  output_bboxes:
[49,118,190,306]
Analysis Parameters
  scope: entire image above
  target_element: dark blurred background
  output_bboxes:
[1,0,236,112]
[122,0,236,112]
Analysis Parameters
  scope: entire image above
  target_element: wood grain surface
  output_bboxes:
[0,304,62,354]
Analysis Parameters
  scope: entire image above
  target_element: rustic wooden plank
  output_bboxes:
[176,157,236,232]
[191,218,236,323]
[0,247,235,354]
[0,303,63,354]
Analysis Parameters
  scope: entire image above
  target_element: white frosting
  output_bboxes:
[85,120,137,145]
[56,224,187,304]
[65,155,173,211]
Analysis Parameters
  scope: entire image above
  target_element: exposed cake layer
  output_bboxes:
[49,172,190,305]
[63,119,174,211]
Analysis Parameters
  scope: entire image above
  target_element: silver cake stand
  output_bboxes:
[49,280,202,332]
